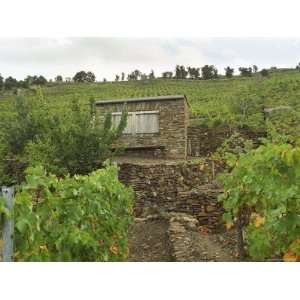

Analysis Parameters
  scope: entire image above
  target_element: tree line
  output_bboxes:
[3,63,299,91]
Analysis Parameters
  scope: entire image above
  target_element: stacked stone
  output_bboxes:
[176,186,224,231]
[118,160,225,232]
[187,125,266,157]
[167,213,199,261]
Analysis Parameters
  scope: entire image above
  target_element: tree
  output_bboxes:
[187,67,200,79]
[239,67,253,77]
[121,72,125,81]
[149,70,155,80]
[260,69,269,77]
[224,66,234,78]
[175,65,180,79]
[175,65,188,79]
[127,70,141,80]
[201,65,218,80]
[115,75,120,81]
[4,76,19,90]
[0,95,128,185]
[141,73,148,80]
[18,80,29,89]
[24,75,47,86]
[133,70,141,80]
[73,71,86,83]
[24,75,33,86]
[162,71,173,79]
[24,98,127,176]
[35,75,47,85]
[103,78,107,83]
[86,72,96,83]
[55,75,63,82]
[73,71,96,83]
[0,74,3,90]
[253,65,258,73]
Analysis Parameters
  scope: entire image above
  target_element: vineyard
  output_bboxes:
[0,69,300,261]
[2,69,300,132]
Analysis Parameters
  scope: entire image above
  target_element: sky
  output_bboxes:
[1,37,300,81]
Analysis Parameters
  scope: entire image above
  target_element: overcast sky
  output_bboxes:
[1,37,300,81]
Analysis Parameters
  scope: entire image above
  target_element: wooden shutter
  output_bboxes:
[136,111,159,133]
[112,112,134,134]
[112,111,159,134]
[111,114,121,129]
[123,113,134,134]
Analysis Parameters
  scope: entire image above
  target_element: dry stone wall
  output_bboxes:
[118,159,225,232]
[187,125,266,157]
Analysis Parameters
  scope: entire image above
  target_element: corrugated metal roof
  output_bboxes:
[95,95,188,106]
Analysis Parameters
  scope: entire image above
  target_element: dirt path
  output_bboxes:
[188,231,237,261]
[127,219,173,262]
[127,218,237,262]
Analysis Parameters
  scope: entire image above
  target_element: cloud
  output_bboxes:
[0,37,300,80]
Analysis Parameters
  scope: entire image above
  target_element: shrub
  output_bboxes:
[12,164,134,261]
[260,69,269,77]
[238,67,252,77]
[218,142,300,261]
[25,98,127,176]
[0,94,127,184]
[0,94,48,185]
[229,86,265,128]
[224,66,234,78]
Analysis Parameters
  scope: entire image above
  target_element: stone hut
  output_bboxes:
[96,95,189,159]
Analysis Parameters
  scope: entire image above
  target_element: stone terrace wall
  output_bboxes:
[187,125,266,157]
[118,159,225,232]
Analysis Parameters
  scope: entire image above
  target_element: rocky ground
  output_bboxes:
[127,218,173,262]
[127,213,238,262]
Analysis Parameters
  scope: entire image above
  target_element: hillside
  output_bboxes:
[1,69,300,133]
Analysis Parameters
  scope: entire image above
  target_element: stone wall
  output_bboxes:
[97,97,189,159]
[118,159,225,232]
[187,125,266,157]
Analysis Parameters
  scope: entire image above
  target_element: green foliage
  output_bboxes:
[1,72,300,150]
[2,70,300,147]
[229,83,265,129]
[0,94,48,185]
[25,98,127,176]
[175,65,188,79]
[73,71,96,83]
[0,93,127,184]
[201,65,218,80]
[225,66,234,78]
[0,195,10,220]
[260,69,269,77]
[13,164,134,261]
[24,75,48,86]
[265,109,300,142]
[55,75,63,82]
[4,76,19,90]
[214,132,253,165]
[238,67,253,77]
[218,142,300,260]
[187,67,200,79]
[0,73,3,90]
